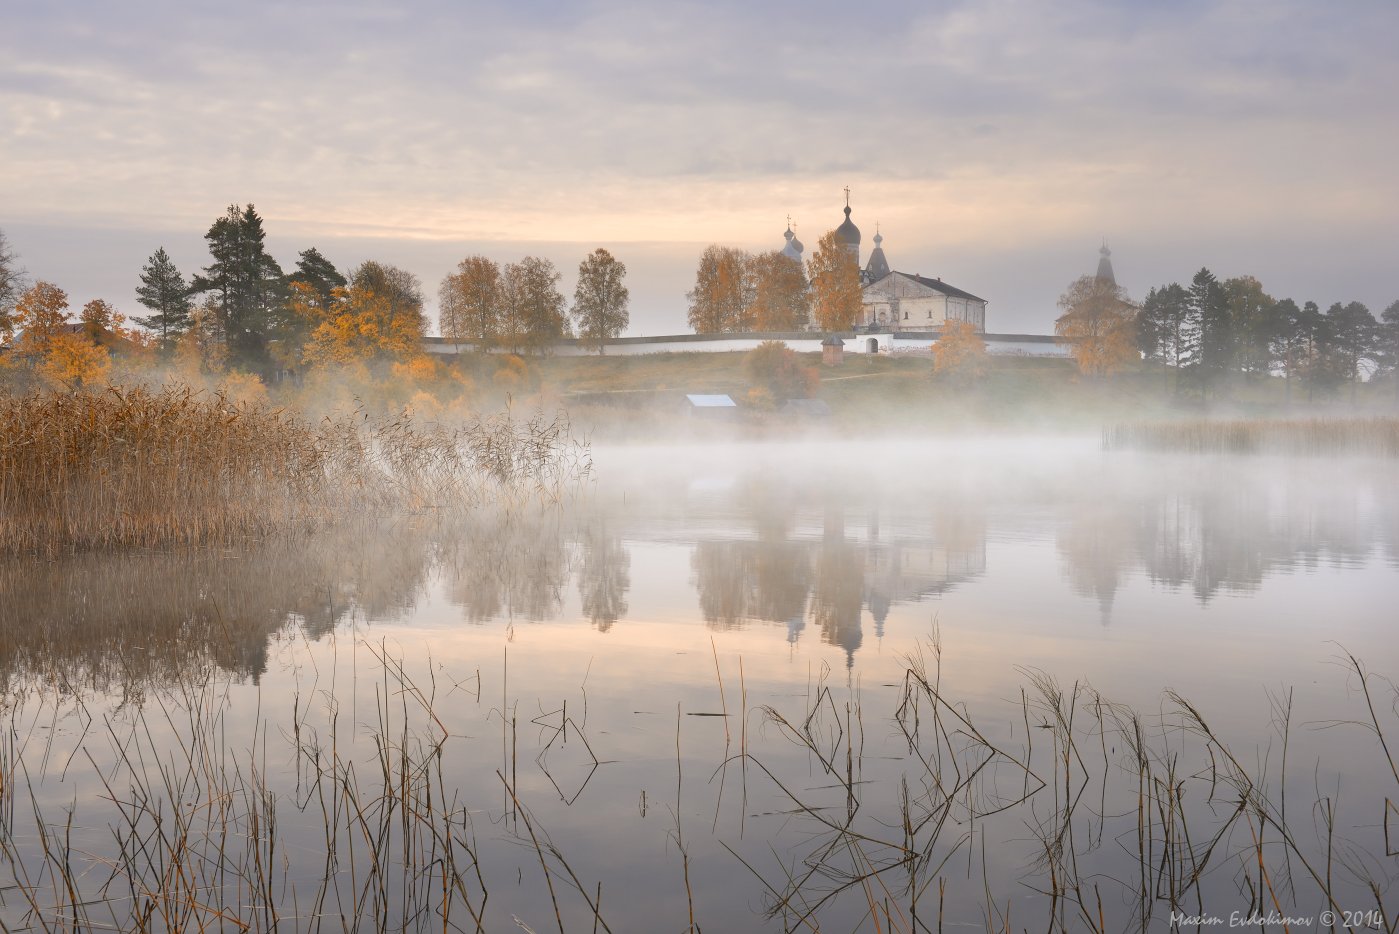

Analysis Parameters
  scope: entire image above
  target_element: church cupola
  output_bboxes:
[835,188,861,262]
[781,217,804,262]
[864,226,890,280]
[1095,241,1116,286]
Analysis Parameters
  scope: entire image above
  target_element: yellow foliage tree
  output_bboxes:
[932,320,988,383]
[80,298,126,346]
[748,251,810,331]
[36,331,111,388]
[807,231,862,332]
[12,281,70,356]
[1055,275,1139,377]
[687,245,752,333]
[303,281,426,368]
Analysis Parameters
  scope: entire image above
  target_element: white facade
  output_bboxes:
[861,272,987,333]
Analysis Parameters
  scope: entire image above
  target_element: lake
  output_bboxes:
[2,437,1395,931]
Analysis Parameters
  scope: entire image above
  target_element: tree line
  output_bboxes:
[1055,268,1399,402]
[0,208,632,387]
[686,230,863,334]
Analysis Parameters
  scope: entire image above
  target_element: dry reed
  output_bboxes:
[1103,416,1399,456]
[0,385,590,555]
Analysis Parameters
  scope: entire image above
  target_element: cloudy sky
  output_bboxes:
[3,0,1396,334]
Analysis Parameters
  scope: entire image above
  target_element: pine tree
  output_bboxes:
[1325,301,1378,403]
[1381,300,1399,404]
[191,204,285,371]
[287,247,345,311]
[1138,283,1190,390]
[1181,268,1230,398]
[1267,298,1304,405]
[133,247,192,351]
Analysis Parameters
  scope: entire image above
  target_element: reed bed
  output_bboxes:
[1104,416,1399,456]
[1,633,1394,931]
[0,386,590,555]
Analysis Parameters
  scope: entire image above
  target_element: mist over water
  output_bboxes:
[2,436,1395,930]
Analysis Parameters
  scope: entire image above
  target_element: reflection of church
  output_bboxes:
[783,194,988,333]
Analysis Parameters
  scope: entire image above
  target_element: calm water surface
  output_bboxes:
[2,438,1396,931]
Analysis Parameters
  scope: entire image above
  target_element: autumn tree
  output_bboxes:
[303,262,426,367]
[12,281,71,357]
[10,282,111,388]
[749,251,810,331]
[571,248,630,353]
[438,256,502,348]
[190,204,285,371]
[132,247,192,351]
[1,227,27,341]
[1055,274,1138,377]
[37,332,111,388]
[807,231,862,332]
[744,340,818,402]
[500,256,569,354]
[79,298,127,347]
[175,296,228,375]
[932,319,988,384]
[687,245,751,333]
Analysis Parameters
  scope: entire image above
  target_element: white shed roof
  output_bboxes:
[685,394,737,407]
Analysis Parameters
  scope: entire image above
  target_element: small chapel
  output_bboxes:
[781,194,988,333]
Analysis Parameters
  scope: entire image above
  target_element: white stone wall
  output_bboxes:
[424,332,1070,358]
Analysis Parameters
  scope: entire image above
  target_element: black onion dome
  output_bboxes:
[835,204,861,247]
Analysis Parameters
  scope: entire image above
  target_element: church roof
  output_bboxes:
[865,230,890,279]
[1095,243,1116,286]
[877,271,986,304]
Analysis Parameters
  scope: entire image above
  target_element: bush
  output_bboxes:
[744,340,818,401]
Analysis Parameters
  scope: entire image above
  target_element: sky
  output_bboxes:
[3,0,1397,335]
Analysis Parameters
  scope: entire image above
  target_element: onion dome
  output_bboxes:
[835,203,861,256]
[782,220,804,261]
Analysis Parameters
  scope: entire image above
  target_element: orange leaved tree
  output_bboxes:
[1055,275,1138,377]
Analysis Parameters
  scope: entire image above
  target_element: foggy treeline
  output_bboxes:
[0,211,631,408]
[1058,265,1399,401]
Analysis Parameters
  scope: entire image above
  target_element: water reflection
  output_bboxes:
[1,446,1394,686]
[1055,458,1396,620]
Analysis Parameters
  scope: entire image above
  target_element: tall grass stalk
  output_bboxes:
[0,385,590,555]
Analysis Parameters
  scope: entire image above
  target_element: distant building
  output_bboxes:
[1095,241,1116,286]
[786,193,988,333]
[684,393,737,418]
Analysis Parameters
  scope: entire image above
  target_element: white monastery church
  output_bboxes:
[783,194,989,333]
